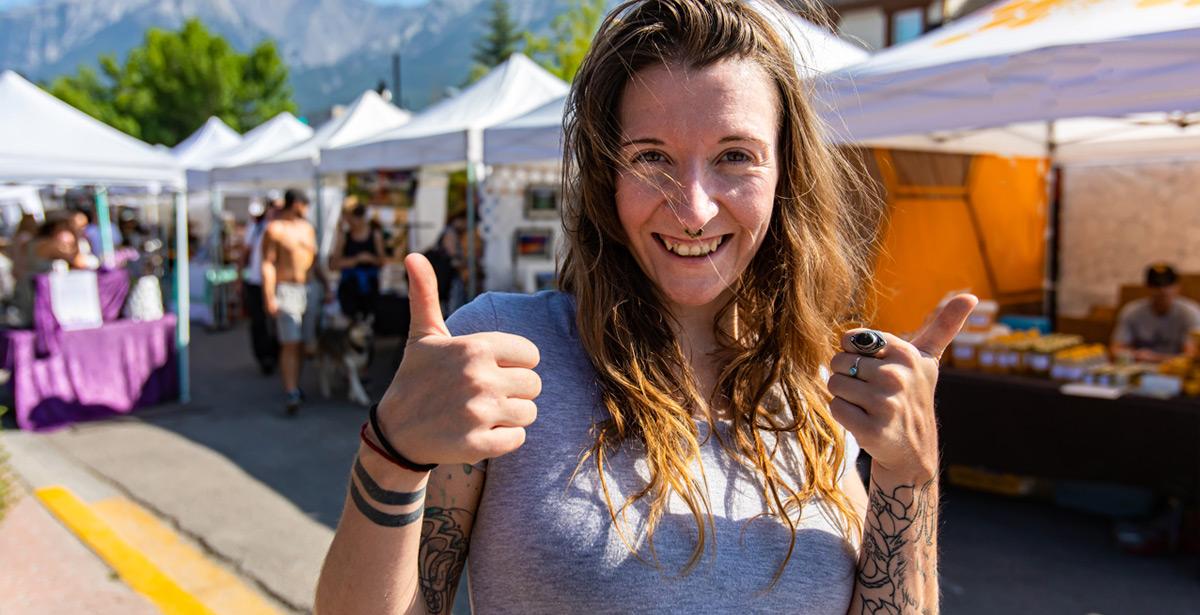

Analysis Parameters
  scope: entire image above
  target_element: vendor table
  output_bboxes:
[1,315,178,431]
[935,368,1200,503]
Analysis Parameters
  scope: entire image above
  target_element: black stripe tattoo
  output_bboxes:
[349,482,423,527]
[354,458,426,505]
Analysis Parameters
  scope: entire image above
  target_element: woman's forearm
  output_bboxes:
[316,445,430,615]
[849,465,939,615]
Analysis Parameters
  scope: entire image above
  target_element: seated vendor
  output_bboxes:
[1111,263,1200,363]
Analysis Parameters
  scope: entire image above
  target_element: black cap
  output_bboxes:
[1146,263,1178,288]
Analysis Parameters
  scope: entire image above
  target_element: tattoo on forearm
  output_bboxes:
[856,478,936,615]
[420,506,473,615]
[354,459,426,505]
[349,457,425,527]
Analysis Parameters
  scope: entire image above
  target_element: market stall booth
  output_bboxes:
[193,112,312,328]
[213,90,411,260]
[322,53,568,300]
[0,69,190,430]
[820,0,1200,504]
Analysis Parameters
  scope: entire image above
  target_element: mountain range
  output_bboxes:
[0,0,572,119]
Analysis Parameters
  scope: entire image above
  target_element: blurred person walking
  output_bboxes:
[242,192,283,375]
[330,201,386,322]
[261,189,323,415]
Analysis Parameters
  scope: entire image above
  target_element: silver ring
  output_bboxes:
[849,330,887,356]
[849,355,863,380]
[683,227,703,238]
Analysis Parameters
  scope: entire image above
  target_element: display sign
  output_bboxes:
[514,228,554,259]
[49,270,103,330]
[524,185,560,220]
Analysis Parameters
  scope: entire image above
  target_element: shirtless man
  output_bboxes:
[262,189,322,415]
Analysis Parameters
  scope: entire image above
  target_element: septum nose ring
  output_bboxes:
[683,227,704,239]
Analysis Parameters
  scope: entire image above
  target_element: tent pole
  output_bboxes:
[466,162,477,300]
[95,186,115,266]
[175,191,191,404]
[314,173,326,265]
[1043,120,1061,330]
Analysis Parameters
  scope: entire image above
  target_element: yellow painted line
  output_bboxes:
[92,497,281,615]
[36,485,213,615]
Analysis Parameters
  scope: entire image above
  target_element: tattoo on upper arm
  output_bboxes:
[348,457,425,528]
[856,478,936,615]
[419,506,473,615]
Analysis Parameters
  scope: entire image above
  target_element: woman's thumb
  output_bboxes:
[405,253,451,341]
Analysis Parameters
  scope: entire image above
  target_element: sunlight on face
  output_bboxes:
[615,58,780,313]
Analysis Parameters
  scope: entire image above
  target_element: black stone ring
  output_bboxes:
[850,330,887,356]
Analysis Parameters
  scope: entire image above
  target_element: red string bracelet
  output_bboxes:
[359,423,437,473]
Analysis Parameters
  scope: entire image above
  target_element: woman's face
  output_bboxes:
[615,58,780,312]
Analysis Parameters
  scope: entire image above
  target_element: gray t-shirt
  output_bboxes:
[446,291,859,614]
[1112,297,1200,355]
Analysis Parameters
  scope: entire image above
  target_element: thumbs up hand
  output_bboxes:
[372,253,542,467]
[826,294,978,481]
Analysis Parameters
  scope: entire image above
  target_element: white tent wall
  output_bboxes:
[411,166,453,252]
[1057,159,1200,319]
[481,162,560,292]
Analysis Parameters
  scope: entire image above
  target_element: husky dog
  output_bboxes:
[316,314,374,407]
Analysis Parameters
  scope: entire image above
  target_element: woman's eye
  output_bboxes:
[633,150,666,164]
[721,150,751,163]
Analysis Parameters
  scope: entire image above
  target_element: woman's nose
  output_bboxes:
[668,165,720,230]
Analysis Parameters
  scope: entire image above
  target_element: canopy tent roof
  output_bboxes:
[860,113,1200,166]
[214,90,411,185]
[173,116,242,190]
[173,117,242,168]
[209,112,313,186]
[321,53,568,172]
[821,0,1200,143]
[0,70,183,189]
[483,10,869,165]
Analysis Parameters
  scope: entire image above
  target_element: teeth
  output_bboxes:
[664,235,723,257]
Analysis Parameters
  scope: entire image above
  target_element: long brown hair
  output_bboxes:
[559,0,879,584]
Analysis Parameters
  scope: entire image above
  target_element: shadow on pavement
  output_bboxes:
[137,323,404,529]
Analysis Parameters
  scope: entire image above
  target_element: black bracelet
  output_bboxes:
[368,403,438,473]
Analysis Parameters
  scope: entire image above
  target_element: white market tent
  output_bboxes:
[821,0,1200,146]
[857,113,1200,167]
[483,9,870,165]
[0,70,183,188]
[321,53,568,172]
[214,90,410,185]
[212,90,413,260]
[0,69,192,401]
[817,0,1200,322]
[209,112,313,186]
[173,116,242,190]
[321,53,568,261]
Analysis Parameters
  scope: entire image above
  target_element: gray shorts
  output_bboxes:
[275,282,320,344]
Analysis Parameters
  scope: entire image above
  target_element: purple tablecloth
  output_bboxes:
[32,268,131,356]
[1,315,178,431]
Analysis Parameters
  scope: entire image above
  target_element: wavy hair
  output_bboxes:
[559,0,880,585]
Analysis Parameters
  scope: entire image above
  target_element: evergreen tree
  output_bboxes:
[468,0,523,82]
[49,19,296,146]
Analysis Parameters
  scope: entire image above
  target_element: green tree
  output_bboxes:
[49,19,296,146]
[468,0,524,83]
[525,0,606,82]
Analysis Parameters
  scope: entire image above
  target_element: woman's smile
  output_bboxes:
[653,232,731,258]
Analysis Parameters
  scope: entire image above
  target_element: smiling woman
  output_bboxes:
[316,0,975,613]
